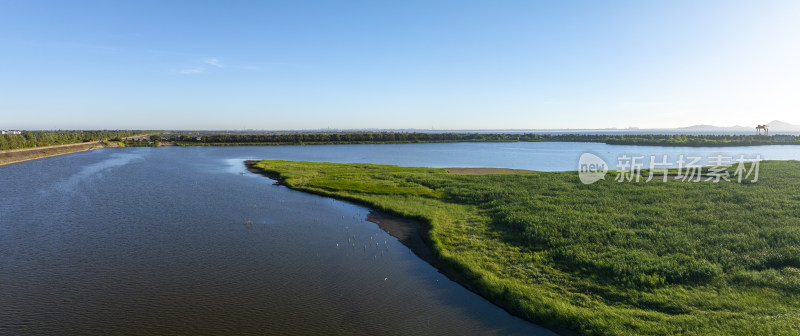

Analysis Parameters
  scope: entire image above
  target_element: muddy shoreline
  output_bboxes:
[0,142,107,166]
[444,167,536,174]
[244,160,572,336]
[366,211,573,336]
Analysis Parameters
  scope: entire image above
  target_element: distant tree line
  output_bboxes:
[179,132,540,144]
[174,132,800,147]
[0,130,142,150]
[5,131,795,150]
[601,134,800,146]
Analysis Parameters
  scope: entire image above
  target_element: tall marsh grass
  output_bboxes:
[252,160,800,335]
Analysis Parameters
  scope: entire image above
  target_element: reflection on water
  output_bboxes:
[0,146,555,335]
[4,142,798,335]
[52,151,148,192]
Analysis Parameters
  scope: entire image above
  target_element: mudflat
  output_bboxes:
[445,167,535,175]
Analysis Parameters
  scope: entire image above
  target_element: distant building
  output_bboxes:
[773,135,795,141]
[1,130,22,135]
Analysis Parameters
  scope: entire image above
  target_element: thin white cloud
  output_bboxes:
[179,67,205,74]
[204,57,224,67]
[175,57,260,75]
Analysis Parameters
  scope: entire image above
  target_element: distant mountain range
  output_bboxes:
[678,124,752,131]
[764,120,800,131]
[678,120,800,132]
[177,120,800,134]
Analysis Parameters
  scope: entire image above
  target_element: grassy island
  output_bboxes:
[250,160,800,335]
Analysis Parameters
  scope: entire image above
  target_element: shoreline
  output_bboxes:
[181,139,800,148]
[244,160,573,336]
[445,167,536,174]
[0,141,111,167]
[366,211,570,336]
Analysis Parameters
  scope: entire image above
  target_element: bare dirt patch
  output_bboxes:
[445,167,536,175]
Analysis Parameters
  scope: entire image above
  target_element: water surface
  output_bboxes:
[2,142,799,335]
[1,146,555,335]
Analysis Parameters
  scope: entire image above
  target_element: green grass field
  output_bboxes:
[250,160,800,335]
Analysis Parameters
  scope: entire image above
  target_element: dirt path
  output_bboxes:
[445,167,536,174]
[2,141,103,153]
[0,142,106,166]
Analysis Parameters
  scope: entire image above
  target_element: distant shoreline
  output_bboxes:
[4,134,799,167]
[172,132,800,148]
[0,141,113,167]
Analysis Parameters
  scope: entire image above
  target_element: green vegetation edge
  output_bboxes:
[248,159,800,336]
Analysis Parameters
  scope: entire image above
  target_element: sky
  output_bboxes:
[1,0,799,130]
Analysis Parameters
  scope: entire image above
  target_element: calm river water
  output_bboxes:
[2,142,798,335]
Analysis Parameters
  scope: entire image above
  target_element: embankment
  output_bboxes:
[0,141,111,166]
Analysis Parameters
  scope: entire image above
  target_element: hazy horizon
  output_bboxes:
[2,1,799,130]
[9,121,800,132]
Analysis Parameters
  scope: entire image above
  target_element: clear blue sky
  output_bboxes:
[1,0,798,130]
